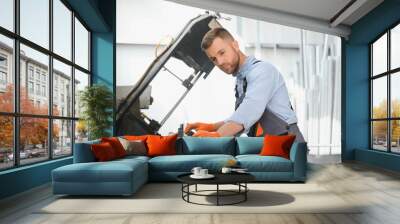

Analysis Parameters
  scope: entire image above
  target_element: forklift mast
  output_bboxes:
[116,13,220,136]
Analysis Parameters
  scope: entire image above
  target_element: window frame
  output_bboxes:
[0,0,92,171]
[370,21,400,154]
[0,71,7,85]
[0,53,7,68]
[0,53,8,90]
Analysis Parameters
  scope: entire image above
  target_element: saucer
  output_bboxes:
[232,170,249,174]
[190,174,215,179]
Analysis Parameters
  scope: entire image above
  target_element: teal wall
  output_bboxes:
[343,0,400,171]
[0,158,72,199]
[92,33,114,87]
[342,44,369,160]
[91,0,116,135]
[0,0,116,200]
[355,149,400,172]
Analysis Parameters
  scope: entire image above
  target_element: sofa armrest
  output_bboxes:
[289,142,308,181]
[73,140,100,163]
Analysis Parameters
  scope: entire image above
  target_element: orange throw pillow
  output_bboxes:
[124,135,149,142]
[101,137,127,158]
[91,142,117,161]
[259,134,296,159]
[146,134,178,157]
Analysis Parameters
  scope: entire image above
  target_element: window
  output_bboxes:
[0,70,6,93]
[20,117,49,165]
[0,0,91,170]
[75,18,89,70]
[0,71,6,85]
[35,70,41,81]
[20,0,49,49]
[0,116,13,170]
[0,54,8,90]
[74,69,89,142]
[53,119,72,158]
[0,35,14,114]
[0,54,7,67]
[391,24,400,70]
[28,81,34,94]
[35,84,40,95]
[372,34,387,77]
[0,0,14,31]
[28,67,34,80]
[41,73,46,82]
[74,69,89,119]
[371,23,400,153]
[54,78,59,106]
[0,54,7,89]
[53,59,72,117]
[42,85,46,97]
[53,0,72,60]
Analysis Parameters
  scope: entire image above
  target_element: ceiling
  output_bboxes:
[165,0,384,38]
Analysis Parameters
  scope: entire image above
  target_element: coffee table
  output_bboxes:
[177,172,255,206]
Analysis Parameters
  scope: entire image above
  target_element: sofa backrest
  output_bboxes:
[179,137,236,155]
[74,137,237,162]
[73,136,302,161]
[235,137,264,155]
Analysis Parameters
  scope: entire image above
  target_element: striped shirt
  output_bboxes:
[224,56,298,133]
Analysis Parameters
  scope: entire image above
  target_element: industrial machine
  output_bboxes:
[116,13,221,136]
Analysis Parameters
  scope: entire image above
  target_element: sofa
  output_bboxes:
[52,137,307,196]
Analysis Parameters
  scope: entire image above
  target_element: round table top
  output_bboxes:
[177,172,255,185]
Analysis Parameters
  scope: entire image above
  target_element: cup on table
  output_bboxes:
[221,167,232,174]
[191,167,202,176]
[199,168,208,176]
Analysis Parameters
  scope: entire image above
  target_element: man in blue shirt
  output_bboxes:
[185,27,305,142]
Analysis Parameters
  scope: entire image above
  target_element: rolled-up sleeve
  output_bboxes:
[225,64,278,133]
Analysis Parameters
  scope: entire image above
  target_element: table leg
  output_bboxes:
[195,184,197,192]
[187,184,190,202]
[217,184,219,206]
[245,183,247,201]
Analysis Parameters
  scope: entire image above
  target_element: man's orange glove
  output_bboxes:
[192,130,220,137]
[184,122,216,134]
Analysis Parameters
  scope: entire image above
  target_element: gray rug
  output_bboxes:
[37,183,362,214]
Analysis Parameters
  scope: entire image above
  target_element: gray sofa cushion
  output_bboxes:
[236,154,293,172]
[236,137,264,155]
[180,137,236,155]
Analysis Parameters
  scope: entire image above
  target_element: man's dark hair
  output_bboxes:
[201,27,234,50]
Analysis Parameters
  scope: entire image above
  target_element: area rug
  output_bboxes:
[36,183,362,214]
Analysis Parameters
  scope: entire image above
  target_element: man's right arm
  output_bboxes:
[216,121,243,136]
[213,121,225,130]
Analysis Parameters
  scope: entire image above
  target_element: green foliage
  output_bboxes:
[79,84,113,140]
